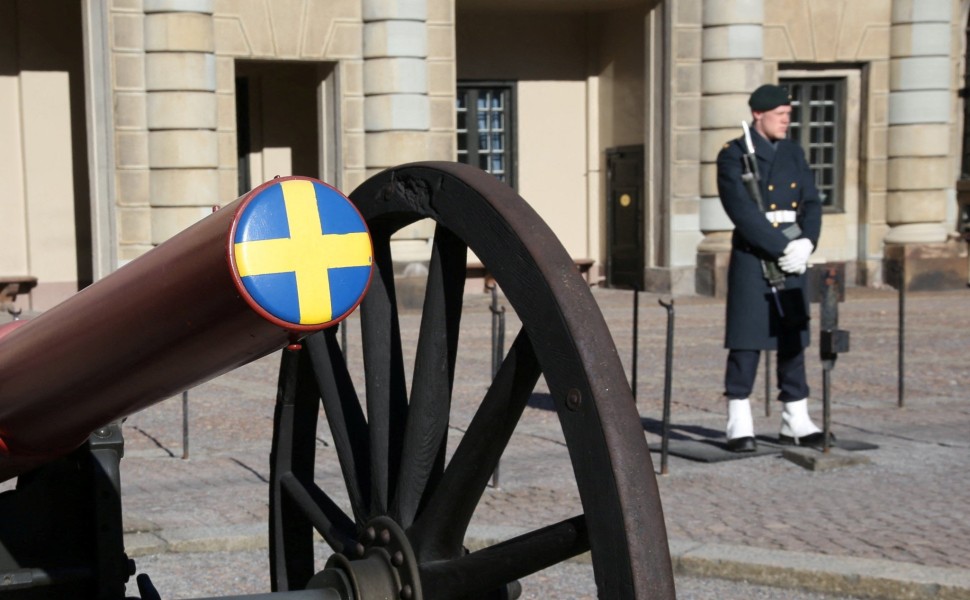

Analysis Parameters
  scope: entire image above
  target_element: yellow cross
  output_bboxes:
[234,179,371,324]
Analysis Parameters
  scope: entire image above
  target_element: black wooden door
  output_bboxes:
[606,146,645,290]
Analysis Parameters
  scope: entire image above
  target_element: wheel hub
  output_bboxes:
[315,516,423,600]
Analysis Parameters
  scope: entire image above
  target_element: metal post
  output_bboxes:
[181,391,189,460]
[658,298,674,475]
[764,351,772,417]
[487,282,505,489]
[631,289,639,399]
[898,261,905,408]
[818,265,848,453]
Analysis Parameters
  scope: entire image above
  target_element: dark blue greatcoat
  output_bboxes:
[716,129,822,352]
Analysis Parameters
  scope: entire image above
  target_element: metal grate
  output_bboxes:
[783,78,844,210]
[456,84,515,187]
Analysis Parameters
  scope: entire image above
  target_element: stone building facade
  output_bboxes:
[1,0,968,311]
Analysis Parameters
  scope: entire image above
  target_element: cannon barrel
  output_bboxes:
[0,176,373,481]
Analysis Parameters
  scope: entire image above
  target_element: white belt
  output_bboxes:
[765,210,796,224]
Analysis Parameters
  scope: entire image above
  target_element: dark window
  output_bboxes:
[456,84,515,187]
[782,78,845,211]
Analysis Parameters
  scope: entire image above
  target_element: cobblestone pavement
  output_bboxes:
[62,284,970,596]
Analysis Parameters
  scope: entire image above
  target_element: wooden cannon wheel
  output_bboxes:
[267,162,674,599]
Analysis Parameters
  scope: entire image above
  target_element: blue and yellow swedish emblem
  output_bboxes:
[233,178,373,327]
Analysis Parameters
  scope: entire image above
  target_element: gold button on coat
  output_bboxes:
[791,182,797,189]
[768,184,774,191]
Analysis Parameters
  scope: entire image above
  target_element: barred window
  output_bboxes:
[456,84,515,187]
[782,78,845,211]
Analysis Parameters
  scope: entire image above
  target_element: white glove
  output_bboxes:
[778,238,813,274]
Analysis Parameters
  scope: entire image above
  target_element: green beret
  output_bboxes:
[748,84,791,111]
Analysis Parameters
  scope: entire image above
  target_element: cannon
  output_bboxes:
[0,163,674,599]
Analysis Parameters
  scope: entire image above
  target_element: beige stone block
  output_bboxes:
[701,94,748,129]
[213,15,250,57]
[118,206,152,244]
[866,126,888,160]
[113,53,146,90]
[674,28,702,61]
[116,131,149,168]
[703,0,763,26]
[763,26,793,62]
[427,60,455,97]
[343,132,366,169]
[217,92,236,130]
[672,196,701,216]
[676,0,702,25]
[364,94,430,131]
[218,168,240,202]
[144,0,213,13]
[343,97,365,134]
[427,0,454,24]
[869,59,889,92]
[145,52,216,91]
[889,56,950,91]
[886,189,947,223]
[675,63,701,95]
[867,191,887,223]
[116,169,151,206]
[115,92,147,129]
[427,131,454,161]
[890,23,950,57]
[365,131,429,168]
[342,168,368,193]
[112,12,144,50]
[674,131,700,161]
[426,23,454,60]
[145,12,213,52]
[215,56,234,93]
[112,0,142,10]
[887,123,950,157]
[701,128,736,162]
[856,24,890,60]
[149,168,219,206]
[119,244,154,263]
[867,158,888,192]
[217,130,235,168]
[673,96,701,128]
[702,25,762,61]
[149,130,218,168]
[672,162,700,197]
[429,96,455,130]
[363,21,426,59]
[886,156,951,190]
[700,162,719,197]
[147,91,217,129]
[323,21,364,59]
[363,0,426,21]
[151,205,215,244]
[341,60,365,96]
[701,60,762,94]
[364,58,427,94]
[870,91,888,126]
[891,0,950,25]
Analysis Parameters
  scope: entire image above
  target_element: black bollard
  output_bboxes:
[486,281,505,488]
[658,297,674,475]
[818,266,849,453]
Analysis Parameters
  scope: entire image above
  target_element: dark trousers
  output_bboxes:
[724,348,808,402]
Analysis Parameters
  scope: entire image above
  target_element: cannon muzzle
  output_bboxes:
[0,176,372,481]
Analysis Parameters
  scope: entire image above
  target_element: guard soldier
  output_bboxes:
[716,84,827,452]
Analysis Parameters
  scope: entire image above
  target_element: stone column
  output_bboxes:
[883,0,965,289]
[363,0,431,175]
[144,0,218,245]
[695,0,764,296]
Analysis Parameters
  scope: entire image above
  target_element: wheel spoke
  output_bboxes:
[359,230,409,516]
[410,328,540,561]
[279,472,357,554]
[418,515,589,600]
[306,330,371,525]
[392,225,467,527]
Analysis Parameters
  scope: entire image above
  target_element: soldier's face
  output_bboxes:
[753,105,791,141]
